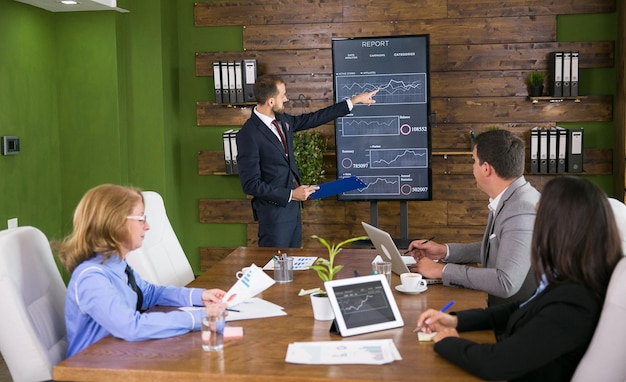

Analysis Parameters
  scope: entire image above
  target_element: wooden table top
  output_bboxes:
[54,247,494,382]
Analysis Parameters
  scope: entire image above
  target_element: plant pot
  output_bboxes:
[529,85,543,97]
[310,293,335,321]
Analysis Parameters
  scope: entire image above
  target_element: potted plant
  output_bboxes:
[308,234,368,320]
[293,130,327,186]
[527,71,545,97]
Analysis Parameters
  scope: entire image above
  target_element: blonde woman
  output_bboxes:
[56,184,227,358]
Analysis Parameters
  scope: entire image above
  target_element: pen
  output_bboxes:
[440,300,455,313]
[226,308,240,312]
[413,300,455,332]
[403,236,435,255]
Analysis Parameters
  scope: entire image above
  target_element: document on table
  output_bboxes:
[222,264,275,307]
[179,297,286,322]
[226,297,287,321]
[285,339,402,365]
[262,256,318,270]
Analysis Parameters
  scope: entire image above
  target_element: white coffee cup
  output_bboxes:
[235,266,252,279]
[400,272,427,290]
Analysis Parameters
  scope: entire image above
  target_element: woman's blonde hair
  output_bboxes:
[55,184,143,273]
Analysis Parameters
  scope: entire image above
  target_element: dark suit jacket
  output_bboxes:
[434,283,601,382]
[236,101,350,229]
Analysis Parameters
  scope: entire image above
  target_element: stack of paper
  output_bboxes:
[226,298,286,322]
[262,256,317,270]
[285,339,401,365]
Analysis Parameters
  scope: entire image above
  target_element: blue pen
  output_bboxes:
[440,300,455,313]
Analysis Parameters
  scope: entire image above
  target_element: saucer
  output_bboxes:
[395,284,428,294]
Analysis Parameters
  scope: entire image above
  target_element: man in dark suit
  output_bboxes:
[236,74,378,248]
[409,129,541,306]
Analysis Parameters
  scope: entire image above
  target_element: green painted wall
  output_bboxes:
[558,12,617,194]
[0,0,618,278]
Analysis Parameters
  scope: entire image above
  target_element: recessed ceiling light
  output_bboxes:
[61,0,79,4]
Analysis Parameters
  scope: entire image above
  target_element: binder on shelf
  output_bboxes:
[227,61,237,104]
[213,61,223,104]
[550,52,563,97]
[567,128,583,173]
[223,129,234,174]
[230,129,240,174]
[548,128,558,173]
[570,51,579,97]
[562,52,571,97]
[243,59,257,102]
[539,128,548,174]
[234,61,244,103]
[220,61,231,104]
[530,127,540,173]
[556,126,568,173]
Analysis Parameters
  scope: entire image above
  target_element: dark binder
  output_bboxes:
[230,129,239,174]
[220,61,231,104]
[222,129,234,174]
[530,127,540,173]
[567,128,583,173]
[556,126,568,173]
[548,128,557,173]
[213,61,223,104]
[550,52,563,97]
[243,59,257,102]
[234,61,244,103]
[562,52,571,97]
[539,128,548,174]
[571,51,579,97]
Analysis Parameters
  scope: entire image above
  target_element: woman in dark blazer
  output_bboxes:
[417,176,623,382]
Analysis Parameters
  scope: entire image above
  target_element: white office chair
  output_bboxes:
[608,198,626,255]
[126,191,195,286]
[0,226,67,382]
[571,257,626,381]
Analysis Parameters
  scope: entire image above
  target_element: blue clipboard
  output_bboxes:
[310,176,367,199]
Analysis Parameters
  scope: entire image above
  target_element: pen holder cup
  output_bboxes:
[274,257,294,283]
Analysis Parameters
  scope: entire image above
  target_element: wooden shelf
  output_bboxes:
[529,96,586,104]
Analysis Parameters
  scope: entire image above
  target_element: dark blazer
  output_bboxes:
[236,101,350,246]
[434,283,601,382]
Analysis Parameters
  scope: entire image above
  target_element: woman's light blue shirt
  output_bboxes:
[65,254,205,357]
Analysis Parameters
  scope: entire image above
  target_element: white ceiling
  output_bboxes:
[15,0,128,13]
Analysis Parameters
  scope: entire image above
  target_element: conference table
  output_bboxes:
[53,247,495,381]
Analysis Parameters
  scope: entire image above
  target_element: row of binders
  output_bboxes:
[530,127,583,174]
[222,129,240,174]
[549,51,579,97]
[213,60,257,104]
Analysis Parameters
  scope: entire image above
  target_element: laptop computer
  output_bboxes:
[361,222,442,284]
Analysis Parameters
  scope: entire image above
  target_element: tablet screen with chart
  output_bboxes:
[332,35,432,201]
[325,274,404,337]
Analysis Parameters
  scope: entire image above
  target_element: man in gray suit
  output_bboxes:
[409,129,540,307]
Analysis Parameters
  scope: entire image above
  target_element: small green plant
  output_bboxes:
[293,131,327,185]
[527,71,545,86]
[310,235,369,291]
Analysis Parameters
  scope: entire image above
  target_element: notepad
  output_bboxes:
[417,331,437,342]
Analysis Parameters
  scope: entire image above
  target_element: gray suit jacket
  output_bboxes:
[444,176,540,306]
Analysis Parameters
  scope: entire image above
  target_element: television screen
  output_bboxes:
[332,35,432,201]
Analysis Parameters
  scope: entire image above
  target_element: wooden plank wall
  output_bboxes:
[194,0,615,271]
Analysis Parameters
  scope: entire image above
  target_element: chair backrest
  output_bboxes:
[0,226,67,382]
[571,257,626,381]
[126,191,195,286]
[608,198,626,255]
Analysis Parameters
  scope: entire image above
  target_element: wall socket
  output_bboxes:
[7,218,18,229]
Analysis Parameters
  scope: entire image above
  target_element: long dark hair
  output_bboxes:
[532,177,622,300]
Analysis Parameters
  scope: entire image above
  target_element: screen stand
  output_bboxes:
[329,319,340,334]
[368,201,411,249]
